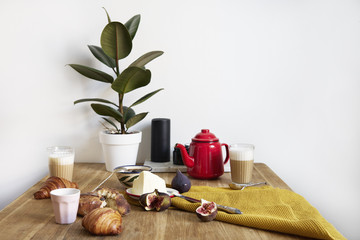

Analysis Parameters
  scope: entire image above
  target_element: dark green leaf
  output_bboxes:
[91,104,123,123]
[130,88,164,108]
[68,64,113,83]
[123,182,132,187]
[119,176,129,181]
[111,67,151,94]
[124,15,140,40]
[129,51,164,68]
[123,106,136,123]
[88,45,116,68]
[126,112,148,129]
[102,7,111,23]
[127,175,139,182]
[74,98,118,107]
[101,22,132,60]
[102,117,119,132]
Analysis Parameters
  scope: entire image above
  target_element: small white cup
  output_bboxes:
[50,188,80,224]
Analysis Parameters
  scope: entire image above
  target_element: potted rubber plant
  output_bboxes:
[69,10,163,171]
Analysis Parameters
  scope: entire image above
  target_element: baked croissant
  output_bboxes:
[82,208,123,235]
[33,176,78,199]
[96,187,131,216]
[78,193,106,216]
[78,187,130,216]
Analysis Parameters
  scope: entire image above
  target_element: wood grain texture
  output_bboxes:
[0,163,309,240]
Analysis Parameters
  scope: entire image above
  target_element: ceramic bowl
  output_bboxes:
[114,165,152,187]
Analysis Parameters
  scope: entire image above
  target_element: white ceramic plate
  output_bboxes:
[126,188,179,200]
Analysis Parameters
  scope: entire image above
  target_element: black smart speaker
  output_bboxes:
[151,118,170,162]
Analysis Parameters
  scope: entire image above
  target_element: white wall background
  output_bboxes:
[0,0,359,238]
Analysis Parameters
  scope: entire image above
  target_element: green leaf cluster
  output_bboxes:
[69,10,163,134]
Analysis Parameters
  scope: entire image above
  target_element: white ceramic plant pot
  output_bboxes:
[99,131,142,172]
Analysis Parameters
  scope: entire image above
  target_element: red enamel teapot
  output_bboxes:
[175,129,229,179]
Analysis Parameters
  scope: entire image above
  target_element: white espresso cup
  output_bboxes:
[50,188,80,224]
[229,144,254,184]
[47,146,74,181]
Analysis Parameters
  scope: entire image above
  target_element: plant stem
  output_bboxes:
[118,93,126,134]
[115,59,125,133]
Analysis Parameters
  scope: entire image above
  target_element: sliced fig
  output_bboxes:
[171,169,191,193]
[139,189,171,212]
[196,199,217,222]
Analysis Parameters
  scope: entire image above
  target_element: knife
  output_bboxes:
[172,192,242,214]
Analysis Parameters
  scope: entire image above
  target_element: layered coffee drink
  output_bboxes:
[229,144,254,184]
[48,146,74,181]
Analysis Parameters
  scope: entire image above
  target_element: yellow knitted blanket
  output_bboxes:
[169,186,345,240]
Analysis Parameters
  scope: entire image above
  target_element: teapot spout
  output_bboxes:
[175,144,194,168]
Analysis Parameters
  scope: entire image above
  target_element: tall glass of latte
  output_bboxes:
[229,144,254,184]
[48,146,75,181]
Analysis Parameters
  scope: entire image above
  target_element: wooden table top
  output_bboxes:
[0,163,309,240]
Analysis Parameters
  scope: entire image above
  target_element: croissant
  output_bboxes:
[78,193,106,216]
[33,176,78,199]
[96,187,131,216]
[82,208,123,235]
[78,187,131,216]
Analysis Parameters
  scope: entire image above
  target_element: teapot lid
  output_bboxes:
[192,129,219,142]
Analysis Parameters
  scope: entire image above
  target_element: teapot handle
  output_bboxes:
[221,143,230,165]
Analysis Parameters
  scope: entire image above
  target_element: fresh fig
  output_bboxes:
[139,189,171,212]
[196,199,218,222]
[171,169,191,193]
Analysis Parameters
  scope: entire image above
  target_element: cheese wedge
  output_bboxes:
[132,171,167,195]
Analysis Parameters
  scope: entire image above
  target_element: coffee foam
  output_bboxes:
[230,147,254,161]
